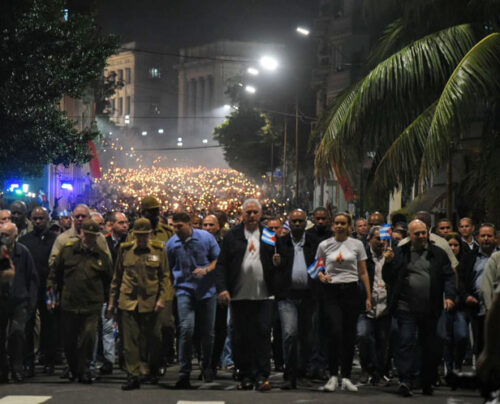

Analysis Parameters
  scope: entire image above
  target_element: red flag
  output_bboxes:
[332,163,354,201]
[88,141,102,179]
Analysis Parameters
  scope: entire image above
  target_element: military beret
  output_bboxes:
[141,196,160,210]
[133,217,152,234]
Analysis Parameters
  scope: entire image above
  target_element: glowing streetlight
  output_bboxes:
[296,26,310,36]
[259,56,278,71]
[158,128,164,134]
[223,104,231,110]
[202,139,208,144]
[177,142,183,147]
[177,137,183,142]
[245,85,256,94]
[141,131,147,136]
[247,67,259,76]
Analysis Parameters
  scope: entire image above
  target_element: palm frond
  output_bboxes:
[420,33,500,179]
[370,101,437,193]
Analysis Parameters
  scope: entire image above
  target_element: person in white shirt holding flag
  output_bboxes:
[315,212,372,392]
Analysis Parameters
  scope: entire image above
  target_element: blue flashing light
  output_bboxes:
[61,182,74,192]
[14,189,23,195]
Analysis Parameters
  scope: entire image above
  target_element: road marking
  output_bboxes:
[177,402,225,404]
[0,397,52,404]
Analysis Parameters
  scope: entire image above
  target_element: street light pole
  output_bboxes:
[283,118,287,198]
[295,95,299,203]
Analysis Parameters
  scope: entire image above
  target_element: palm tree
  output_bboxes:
[315,0,500,221]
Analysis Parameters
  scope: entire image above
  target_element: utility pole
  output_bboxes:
[283,118,287,198]
[295,96,299,203]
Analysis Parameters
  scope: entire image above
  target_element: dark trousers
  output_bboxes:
[470,314,485,357]
[321,282,360,378]
[232,299,273,381]
[395,311,441,389]
[309,282,328,373]
[211,302,228,371]
[121,309,161,378]
[25,298,58,367]
[437,310,469,372]
[62,310,99,377]
[277,292,314,380]
[0,302,28,375]
[357,313,391,378]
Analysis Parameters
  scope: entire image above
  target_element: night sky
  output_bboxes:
[95,0,319,50]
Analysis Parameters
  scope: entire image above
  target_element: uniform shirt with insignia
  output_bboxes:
[109,240,174,312]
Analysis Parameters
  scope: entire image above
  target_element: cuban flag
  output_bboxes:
[307,257,325,279]
[261,227,277,247]
[380,224,392,240]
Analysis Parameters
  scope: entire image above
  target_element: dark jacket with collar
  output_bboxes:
[215,223,275,296]
[106,233,127,265]
[360,245,377,302]
[19,228,57,294]
[456,247,497,312]
[382,242,456,317]
[2,242,39,309]
[273,232,319,299]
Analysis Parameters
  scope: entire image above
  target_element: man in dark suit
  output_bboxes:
[272,209,318,389]
[383,219,456,396]
[216,199,275,391]
[105,212,129,262]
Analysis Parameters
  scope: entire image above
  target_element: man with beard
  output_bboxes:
[272,209,318,389]
[19,207,58,376]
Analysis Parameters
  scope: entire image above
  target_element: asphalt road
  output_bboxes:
[0,365,485,404]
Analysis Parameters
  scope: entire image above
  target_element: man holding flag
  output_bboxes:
[272,209,319,389]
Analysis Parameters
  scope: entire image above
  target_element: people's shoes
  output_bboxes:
[11,372,24,383]
[359,370,370,384]
[122,377,140,391]
[341,378,358,392]
[397,382,413,397]
[99,362,113,375]
[203,369,214,383]
[43,364,55,375]
[61,367,75,380]
[232,368,242,381]
[23,365,35,378]
[256,379,271,392]
[158,366,166,376]
[280,379,297,390]
[78,372,93,384]
[237,378,254,390]
[322,376,338,392]
[174,376,191,389]
[422,385,434,396]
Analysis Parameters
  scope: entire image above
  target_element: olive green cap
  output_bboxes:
[141,196,161,210]
[82,219,100,235]
[133,217,152,234]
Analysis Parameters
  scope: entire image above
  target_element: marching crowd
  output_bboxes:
[0,196,499,399]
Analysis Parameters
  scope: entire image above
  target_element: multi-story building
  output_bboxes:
[105,42,178,147]
[176,40,283,167]
[312,0,369,213]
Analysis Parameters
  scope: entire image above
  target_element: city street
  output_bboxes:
[0,365,484,404]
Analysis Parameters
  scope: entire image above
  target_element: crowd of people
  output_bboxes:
[0,196,499,400]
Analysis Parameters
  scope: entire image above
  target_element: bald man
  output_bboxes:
[383,219,456,397]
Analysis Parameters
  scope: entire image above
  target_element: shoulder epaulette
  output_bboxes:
[151,240,165,249]
[120,241,135,249]
[64,239,79,247]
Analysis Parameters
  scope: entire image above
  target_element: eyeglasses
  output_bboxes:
[74,214,88,219]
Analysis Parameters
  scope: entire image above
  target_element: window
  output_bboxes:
[149,67,161,79]
[118,69,124,82]
[118,97,123,116]
[111,99,116,115]
[125,96,131,115]
[125,68,131,84]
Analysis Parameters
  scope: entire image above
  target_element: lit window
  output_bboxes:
[149,67,161,78]
[125,68,131,84]
[118,69,124,82]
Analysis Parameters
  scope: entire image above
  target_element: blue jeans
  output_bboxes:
[437,310,468,372]
[177,294,216,377]
[91,303,116,369]
[277,293,314,379]
[221,306,233,368]
[357,314,391,378]
[396,311,441,388]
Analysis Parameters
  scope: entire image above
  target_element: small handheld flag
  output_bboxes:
[261,227,277,247]
[380,224,392,240]
[307,257,325,279]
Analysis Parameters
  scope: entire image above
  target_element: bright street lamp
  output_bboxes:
[202,139,208,144]
[245,85,256,94]
[296,26,310,36]
[247,67,260,76]
[259,56,278,71]
[141,131,147,136]
[158,128,164,134]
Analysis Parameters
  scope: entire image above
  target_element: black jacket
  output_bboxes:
[382,242,456,317]
[106,233,127,265]
[215,223,275,296]
[360,246,376,302]
[19,229,57,294]
[273,232,319,299]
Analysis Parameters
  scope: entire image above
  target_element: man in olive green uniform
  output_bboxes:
[47,219,113,384]
[127,196,174,375]
[107,218,174,390]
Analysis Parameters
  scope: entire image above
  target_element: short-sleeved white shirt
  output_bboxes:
[316,237,367,284]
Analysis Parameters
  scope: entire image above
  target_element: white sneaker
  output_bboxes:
[341,378,358,392]
[323,376,338,392]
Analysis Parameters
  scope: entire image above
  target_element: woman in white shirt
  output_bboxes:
[317,213,372,392]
